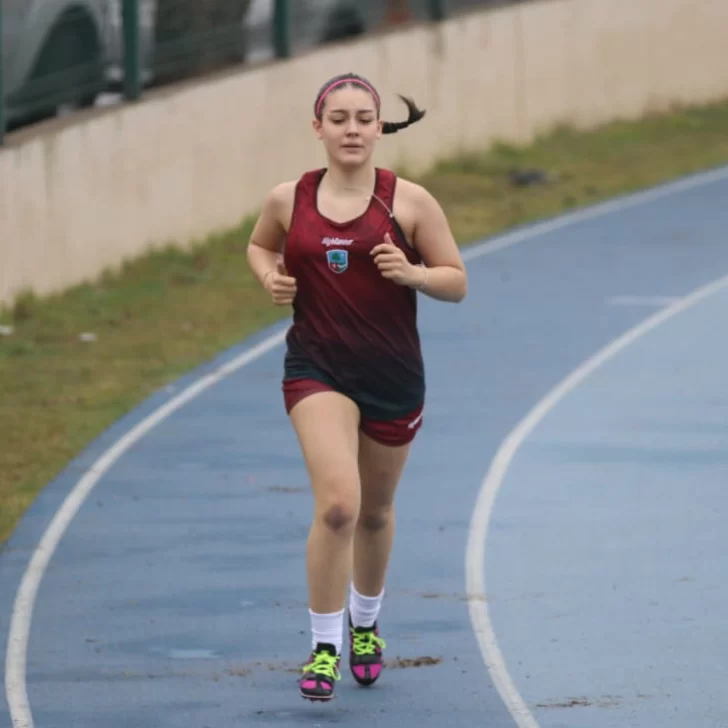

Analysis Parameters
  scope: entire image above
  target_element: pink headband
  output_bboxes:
[315,78,381,118]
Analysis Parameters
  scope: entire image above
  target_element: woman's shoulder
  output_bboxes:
[390,173,440,211]
[267,168,325,205]
[254,180,296,232]
[267,179,298,204]
[393,174,424,195]
[264,168,324,229]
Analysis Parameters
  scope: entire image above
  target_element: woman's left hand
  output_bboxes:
[371,234,422,288]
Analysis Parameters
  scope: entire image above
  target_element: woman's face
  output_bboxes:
[313,86,383,168]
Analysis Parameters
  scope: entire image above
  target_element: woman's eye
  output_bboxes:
[328,116,373,125]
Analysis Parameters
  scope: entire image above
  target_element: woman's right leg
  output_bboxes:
[288,389,362,700]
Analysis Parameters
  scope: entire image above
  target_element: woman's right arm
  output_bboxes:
[247,182,298,306]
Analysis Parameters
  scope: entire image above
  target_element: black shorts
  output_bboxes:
[282,350,425,446]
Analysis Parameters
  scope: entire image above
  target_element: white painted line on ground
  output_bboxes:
[461,165,728,264]
[5,330,287,728]
[607,295,681,306]
[465,273,728,728]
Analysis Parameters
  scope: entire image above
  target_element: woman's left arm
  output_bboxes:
[370,181,467,301]
[409,183,468,302]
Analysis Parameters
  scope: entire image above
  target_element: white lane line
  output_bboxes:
[5,330,287,728]
[6,163,728,728]
[465,273,728,728]
[607,295,681,306]
[461,165,728,264]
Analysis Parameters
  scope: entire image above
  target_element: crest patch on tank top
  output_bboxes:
[326,249,349,274]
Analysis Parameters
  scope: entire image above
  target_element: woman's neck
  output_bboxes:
[322,163,377,197]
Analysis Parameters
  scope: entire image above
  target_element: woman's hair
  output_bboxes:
[313,72,426,135]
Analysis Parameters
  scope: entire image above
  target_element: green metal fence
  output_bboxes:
[0,0,522,146]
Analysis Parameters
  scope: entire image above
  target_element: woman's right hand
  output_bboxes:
[263,259,297,306]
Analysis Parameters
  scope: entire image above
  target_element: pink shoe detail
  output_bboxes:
[349,617,386,687]
[299,644,340,701]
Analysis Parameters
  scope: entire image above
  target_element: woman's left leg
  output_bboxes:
[347,408,422,685]
[353,432,411,599]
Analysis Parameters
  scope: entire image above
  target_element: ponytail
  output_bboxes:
[382,94,426,135]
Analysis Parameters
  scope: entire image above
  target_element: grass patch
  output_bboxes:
[3,99,728,545]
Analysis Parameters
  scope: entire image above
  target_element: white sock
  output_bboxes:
[349,582,384,628]
[310,608,345,654]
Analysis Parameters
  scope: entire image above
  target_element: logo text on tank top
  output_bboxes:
[321,237,354,247]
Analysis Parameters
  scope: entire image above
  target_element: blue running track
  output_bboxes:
[3,165,728,728]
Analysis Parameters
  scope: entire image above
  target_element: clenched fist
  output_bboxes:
[263,259,297,306]
[371,233,426,289]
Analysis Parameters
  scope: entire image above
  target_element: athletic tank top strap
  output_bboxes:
[292,168,325,212]
[372,167,397,213]
[373,167,413,254]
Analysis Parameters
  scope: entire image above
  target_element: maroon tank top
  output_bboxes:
[282,167,425,418]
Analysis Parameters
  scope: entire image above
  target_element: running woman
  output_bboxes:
[246,72,467,702]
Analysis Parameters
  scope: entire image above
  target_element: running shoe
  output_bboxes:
[348,615,386,686]
[299,643,341,701]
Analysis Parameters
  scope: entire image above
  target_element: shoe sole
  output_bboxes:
[300,691,335,702]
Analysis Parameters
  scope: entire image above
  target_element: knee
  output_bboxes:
[316,475,359,533]
[358,504,393,533]
[321,501,358,532]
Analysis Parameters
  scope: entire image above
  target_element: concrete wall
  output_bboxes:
[2,0,728,306]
